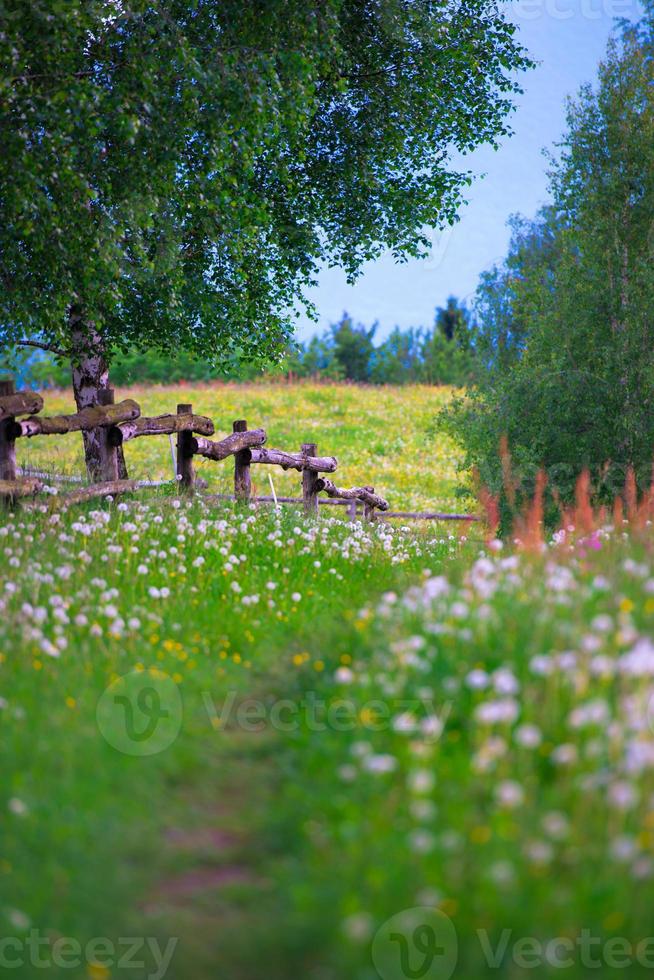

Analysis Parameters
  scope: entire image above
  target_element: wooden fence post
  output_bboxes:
[233,419,251,502]
[302,442,319,516]
[176,403,195,491]
[97,388,129,481]
[97,388,119,482]
[363,486,376,522]
[348,500,357,521]
[0,379,17,485]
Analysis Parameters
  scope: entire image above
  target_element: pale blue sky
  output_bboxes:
[296,0,644,342]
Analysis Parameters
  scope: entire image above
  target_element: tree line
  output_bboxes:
[7,297,478,388]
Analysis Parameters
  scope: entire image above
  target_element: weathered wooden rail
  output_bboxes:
[109,411,215,445]
[248,447,338,474]
[0,378,479,523]
[9,400,140,439]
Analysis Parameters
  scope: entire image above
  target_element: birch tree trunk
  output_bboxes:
[69,307,128,481]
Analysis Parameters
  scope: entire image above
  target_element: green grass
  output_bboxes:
[4,383,654,978]
[270,529,654,978]
[0,497,460,978]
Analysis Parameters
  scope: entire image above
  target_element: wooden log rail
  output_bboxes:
[192,428,267,461]
[380,511,480,522]
[53,479,141,508]
[206,492,354,507]
[109,412,214,446]
[0,477,43,500]
[19,480,142,511]
[8,399,140,439]
[316,477,389,513]
[196,493,480,523]
[249,447,337,473]
[0,389,44,421]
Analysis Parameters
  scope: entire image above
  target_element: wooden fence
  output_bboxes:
[0,379,479,523]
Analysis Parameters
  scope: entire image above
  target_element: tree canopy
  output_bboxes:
[0,0,531,366]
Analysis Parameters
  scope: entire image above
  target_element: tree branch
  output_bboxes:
[17,340,68,358]
[10,69,97,86]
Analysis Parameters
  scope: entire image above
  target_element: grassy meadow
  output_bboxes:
[2,383,654,979]
[14,382,463,513]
